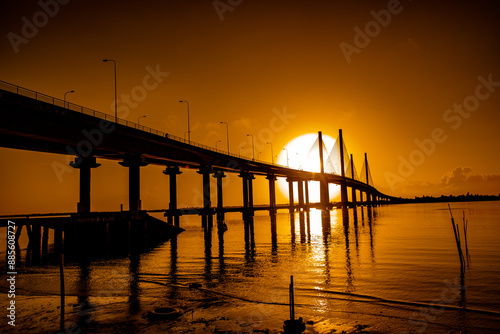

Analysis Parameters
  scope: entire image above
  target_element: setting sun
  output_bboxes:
[276,133,341,202]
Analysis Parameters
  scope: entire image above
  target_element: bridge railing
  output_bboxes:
[0,80,278,167]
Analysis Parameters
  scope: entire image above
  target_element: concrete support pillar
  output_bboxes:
[351,187,357,208]
[266,174,277,213]
[287,177,295,212]
[248,173,255,214]
[198,166,213,228]
[367,192,373,207]
[213,171,226,223]
[297,179,304,211]
[239,171,255,219]
[304,181,310,209]
[70,156,101,214]
[119,155,149,212]
[163,166,182,226]
[240,171,249,216]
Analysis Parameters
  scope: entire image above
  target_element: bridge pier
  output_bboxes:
[119,155,149,212]
[163,166,182,227]
[248,173,255,214]
[266,174,277,214]
[366,192,373,207]
[287,177,295,213]
[213,171,226,224]
[298,179,305,211]
[70,156,101,213]
[240,171,254,220]
[198,166,213,228]
[305,181,310,209]
[351,186,357,208]
[240,171,249,219]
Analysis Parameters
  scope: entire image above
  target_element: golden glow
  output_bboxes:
[277,133,340,202]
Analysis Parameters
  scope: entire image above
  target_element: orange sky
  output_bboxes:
[1,0,500,214]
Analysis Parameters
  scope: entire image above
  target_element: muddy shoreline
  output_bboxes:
[2,281,488,334]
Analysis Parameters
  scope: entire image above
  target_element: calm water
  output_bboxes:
[1,201,500,333]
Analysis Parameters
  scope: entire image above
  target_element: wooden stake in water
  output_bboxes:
[289,275,295,321]
[448,205,465,274]
[463,211,470,266]
[59,229,65,332]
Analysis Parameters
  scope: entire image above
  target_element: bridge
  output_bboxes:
[0,80,399,227]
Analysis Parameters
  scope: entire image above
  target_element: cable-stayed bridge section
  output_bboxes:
[0,80,399,228]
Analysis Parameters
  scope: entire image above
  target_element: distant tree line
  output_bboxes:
[405,193,500,203]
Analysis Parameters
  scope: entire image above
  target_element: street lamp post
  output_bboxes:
[64,90,74,108]
[215,139,221,150]
[267,142,274,164]
[179,100,190,143]
[247,134,255,160]
[102,59,117,122]
[220,121,229,154]
[138,115,146,125]
[283,148,289,167]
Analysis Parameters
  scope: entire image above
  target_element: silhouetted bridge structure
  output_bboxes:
[0,80,401,228]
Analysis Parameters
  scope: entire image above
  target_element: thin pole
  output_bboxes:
[113,61,116,121]
[283,148,289,167]
[179,100,190,143]
[448,205,465,273]
[58,229,65,332]
[63,90,74,108]
[103,59,117,121]
[267,142,274,164]
[247,134,254,160]
[289,275,295,320]
[220,121,229,154]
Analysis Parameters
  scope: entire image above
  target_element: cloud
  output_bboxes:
[382,167,500,197]
[440,167,500,195]
[232,117,253,129]
[440,167,473,186]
